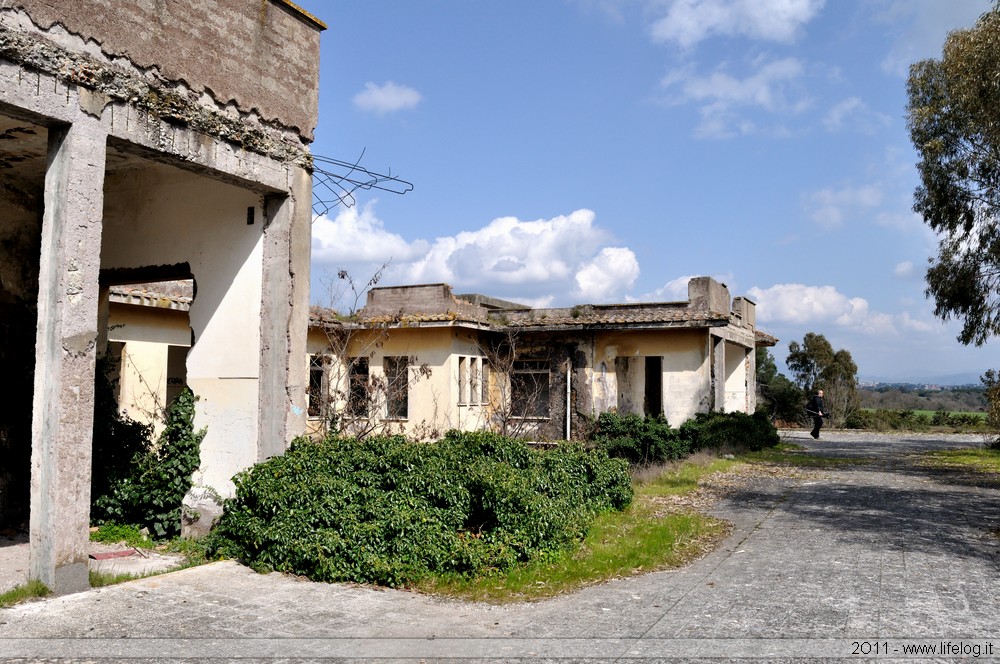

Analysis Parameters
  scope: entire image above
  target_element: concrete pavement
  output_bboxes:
[1,430,998,662]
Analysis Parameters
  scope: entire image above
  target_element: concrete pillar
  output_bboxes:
[29,118,107,594]
[711,335,725,412]
[258,165,311,460]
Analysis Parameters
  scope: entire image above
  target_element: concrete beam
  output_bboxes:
[29,117,107,594]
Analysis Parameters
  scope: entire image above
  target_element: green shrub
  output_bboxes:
[843,408,953,432]
[91,356,153,506]
[843,409,885,430]
[209,432,632,586]
[588,411,779,465]
[588,413,688,464]
[679,411,780,452]
[92,388,205,539]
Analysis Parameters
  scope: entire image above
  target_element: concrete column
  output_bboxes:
[711,335,725,412]
[29,118,107,594]
[258,165,311,460]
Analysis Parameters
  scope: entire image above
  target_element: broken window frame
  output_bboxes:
[307,353,329,419]
[347,357,369,418]
[511,359,551,419]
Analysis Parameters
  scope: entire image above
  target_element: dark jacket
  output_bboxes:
[806,394,825,416]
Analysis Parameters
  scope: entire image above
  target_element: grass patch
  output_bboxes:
[634,452,740,497]
[90,523,155,549]
[85,522,214,590]
[919,447,1000,474]
[738,443,870,468]
[912,409,986,420]
[87,543,210,589]
[0,579,50,607]
[89,569,139,588]
[416,454,734,603]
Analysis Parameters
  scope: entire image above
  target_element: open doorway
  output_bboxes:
[0,115,47,533]
[644,356,663,418]
[104,279,193,435]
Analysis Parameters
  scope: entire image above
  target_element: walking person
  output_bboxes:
[806,389,826,439]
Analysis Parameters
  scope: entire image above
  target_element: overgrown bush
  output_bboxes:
[678,411,780,452]
[587,413,688,464]
[91,356,153,507]
[588,411,779,466]
[208,431,632,586]
[91,388,205,538]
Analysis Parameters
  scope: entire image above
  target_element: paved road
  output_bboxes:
[1,431,998,662]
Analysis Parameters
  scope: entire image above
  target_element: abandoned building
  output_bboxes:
[306,277,777,441]
[0,1,322,593]
[93,276,773,446]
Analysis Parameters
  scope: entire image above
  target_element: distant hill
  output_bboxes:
[858,372,983,387]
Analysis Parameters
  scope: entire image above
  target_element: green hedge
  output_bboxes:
[209,431,632,586]
[843,408,986,431]
[589,410,779,465]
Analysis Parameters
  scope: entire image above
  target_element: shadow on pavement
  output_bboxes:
[724,431,1000,563]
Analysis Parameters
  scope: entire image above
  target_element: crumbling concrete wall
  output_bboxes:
[0,0,322,139]
[0,0,320,592]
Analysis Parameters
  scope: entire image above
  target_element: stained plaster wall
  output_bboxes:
[305,323,756,441]
[307,325,492,440]
[723,339,749,413]
[586,329,712,427]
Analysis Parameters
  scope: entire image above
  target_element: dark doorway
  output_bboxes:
[644,356,663,418]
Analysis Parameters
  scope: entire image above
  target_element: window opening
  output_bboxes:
[348,357,369,417]
[385,356,409,420]
[308,354,327,418]
[511,360,550,418]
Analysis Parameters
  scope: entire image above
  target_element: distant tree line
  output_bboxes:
[858,386,986,413]
[756,331,859,427]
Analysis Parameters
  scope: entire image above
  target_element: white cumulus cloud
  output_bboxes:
[893,261,916,279]
[575,247,641,301]
[898,311,936,333]
[312,201,429,264]
[650,0,826,49]
[352,81,423,115]
[747,283,896,335]
[314,206,641,306]
[631,273,736,302]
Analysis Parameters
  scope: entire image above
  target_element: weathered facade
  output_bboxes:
[0,1,321,593]
[307,277,776,441]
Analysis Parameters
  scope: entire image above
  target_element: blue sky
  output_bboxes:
[294,0,998,383]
